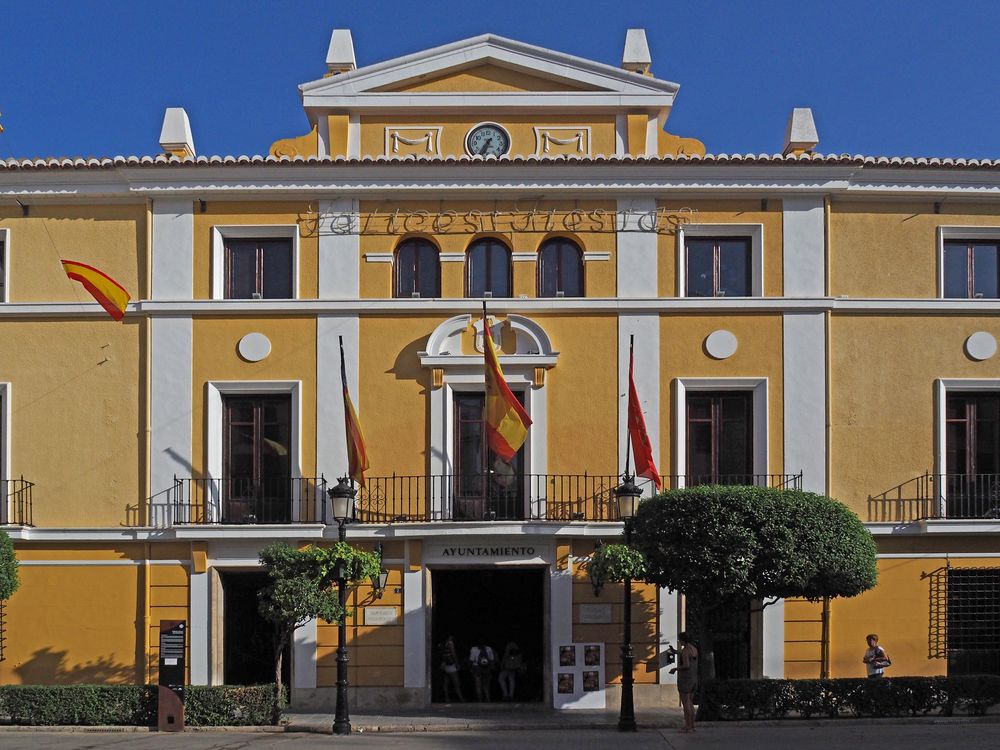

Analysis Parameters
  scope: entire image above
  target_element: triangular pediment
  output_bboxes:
[300,34,678,107]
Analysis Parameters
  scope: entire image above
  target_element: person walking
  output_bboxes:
[438,635,465,702]
[498,641,525,701]
[669,632,699,732]
[468,640,497,702]
[862,633,891,678]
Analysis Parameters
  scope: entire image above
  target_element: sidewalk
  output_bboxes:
[284,705,685,734]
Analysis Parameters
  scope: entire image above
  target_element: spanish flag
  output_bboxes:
[339,336,369,486]
[627,337,661,488]
[483,309,532,462]
[61,260,130,321]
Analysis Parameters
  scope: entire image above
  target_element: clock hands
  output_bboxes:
[478,137,494,156]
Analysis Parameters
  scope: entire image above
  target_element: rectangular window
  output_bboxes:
[0,234,6,302]
[686,391,753,484]
[222,394,292,522]
[685,238,752,297]
[452,392,524,521]
[943,240,1000,299]
[224,238,293,299]
[945,392,1000,518]
[946,568,1000,676]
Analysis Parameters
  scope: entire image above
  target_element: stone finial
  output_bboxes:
[622,29,651,74]
[158,107,195,158]
[783,107,819,156]
[326,29,356,75]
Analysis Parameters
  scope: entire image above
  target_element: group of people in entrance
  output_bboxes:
[439,636,526,702]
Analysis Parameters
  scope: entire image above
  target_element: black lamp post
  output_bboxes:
[328,477,356,736]
[615,474,642,733]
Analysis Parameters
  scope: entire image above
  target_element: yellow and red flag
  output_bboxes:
[339,336,369,486]
[627,338,661,488]
[483,310,532,462]
[61,260,130,321]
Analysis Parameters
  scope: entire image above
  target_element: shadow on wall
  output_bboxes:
[12,647,140,685]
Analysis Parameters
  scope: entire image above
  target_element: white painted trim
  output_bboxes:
[550,551,573,687]
[783,197,825,297]
[440,252,465,263]
[618,315,659,488]
[318,198,360,298]
[316,115,330,159]
[211,225,299,300]
[189,569,210,685]
[0,227,9,302]
[206,381,302,522]
[877,552,1000,558]
[783,314,826,492]
[658,587,680,685]
[617,198,658,297]
[347,115,360,159]
[583,252,611,261]
[614,114,627,157]
[364,253,394,264]
[673,378,769,480]
[645,115,659,158]
[384,126,443,158]
[317,317,358,487]
[150,317,193,524]
[151,198,194,300]
[936,225,1000,298]
[677,224,764,297]
[293,619,318,689]
[0,383,8,524]
[512,252,537,262]
[17,559,190,566]
[762,598,784,678]
[532,126,592,158]
[464,122,513,158]
[403,541,426,688]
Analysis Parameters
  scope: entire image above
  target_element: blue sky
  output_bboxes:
[1,0,998,159]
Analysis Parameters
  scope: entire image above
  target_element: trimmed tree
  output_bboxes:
[257,542,381,723]
[0,529,18,662]
[627,486,878,679]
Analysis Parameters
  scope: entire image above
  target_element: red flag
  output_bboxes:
[627,344,661,488]
[340,337,369,486]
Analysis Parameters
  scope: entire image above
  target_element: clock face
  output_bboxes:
[466,123,511,157]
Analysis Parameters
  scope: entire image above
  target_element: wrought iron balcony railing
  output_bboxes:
[150,476,328,527]
[868,473,1000,522]
[358,472,802,523]
[2,477,33,526]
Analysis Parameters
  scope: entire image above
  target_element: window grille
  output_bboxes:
[0,599,6,661]
[929,566,1000,673]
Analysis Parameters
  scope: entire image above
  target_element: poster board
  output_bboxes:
[552,642,606,709]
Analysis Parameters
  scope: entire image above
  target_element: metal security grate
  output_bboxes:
[0,599,6,661]
[930,567,1000,673]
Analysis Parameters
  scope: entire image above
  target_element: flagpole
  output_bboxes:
[339,336,355,491]
[624,334,634,479]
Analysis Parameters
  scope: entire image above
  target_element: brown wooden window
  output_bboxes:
[395,238,440,298]
[466,238,512,298]
[686,391,753,484]
[944,240,1000,298]
[538,238,583,297]
[222,395,292,523]
[224,238,293,299]
[686,238,751,297]
[0,238,5,302]
[945,392,1000,518]
[453,392,524,520]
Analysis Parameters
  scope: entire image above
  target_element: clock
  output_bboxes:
[466,123,511,157]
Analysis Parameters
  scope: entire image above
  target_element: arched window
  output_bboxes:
[466,238,512,298]
[537,238,584,297]
[394,238,440,298]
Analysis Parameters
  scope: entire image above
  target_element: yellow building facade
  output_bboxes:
[1,29,999,709]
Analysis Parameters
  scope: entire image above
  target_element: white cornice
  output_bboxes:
[6,297,1000,319]
[867,520,1000,536]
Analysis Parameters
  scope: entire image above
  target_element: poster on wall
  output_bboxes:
[552,643,606,709]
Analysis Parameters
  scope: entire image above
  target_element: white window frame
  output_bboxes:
[935,378,1000,518]
[937,226,1000,298]
[205,380,304,523]
[211,225,299,300]
[0,227,9,303]
[672,377,769,484]
[676,224,764,298]
[0,383,8,524]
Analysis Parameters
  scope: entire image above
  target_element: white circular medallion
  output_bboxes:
[965,331,997,361]
[238,332,272,362]
[705,330,738,360]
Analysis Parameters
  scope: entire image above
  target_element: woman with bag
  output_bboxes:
[862,633,891,678]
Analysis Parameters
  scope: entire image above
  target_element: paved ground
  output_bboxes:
[1,721,999,749]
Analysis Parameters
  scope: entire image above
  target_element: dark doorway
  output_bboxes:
[221,571,290,686]
[432,568,544,703]
[687,596,751,683]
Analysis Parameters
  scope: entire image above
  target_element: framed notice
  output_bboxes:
[552,643,606,709]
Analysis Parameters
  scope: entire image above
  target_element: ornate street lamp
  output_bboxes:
[588,539,604,597]
[615,474,642,733]
[371,543,389,600]
[328,477,356,736]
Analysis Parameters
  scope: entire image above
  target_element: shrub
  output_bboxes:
[697,675,1000,721]
[0,683,283,726]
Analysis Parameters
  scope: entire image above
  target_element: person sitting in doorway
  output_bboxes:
[468,640,497,702]
[498,641,525,701]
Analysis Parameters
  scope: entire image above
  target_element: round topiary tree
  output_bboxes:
[629,485,877,679]
[0,529,18,602]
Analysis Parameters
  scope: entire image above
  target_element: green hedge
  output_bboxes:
[0,684,282,726]
[698,676,1000,720]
